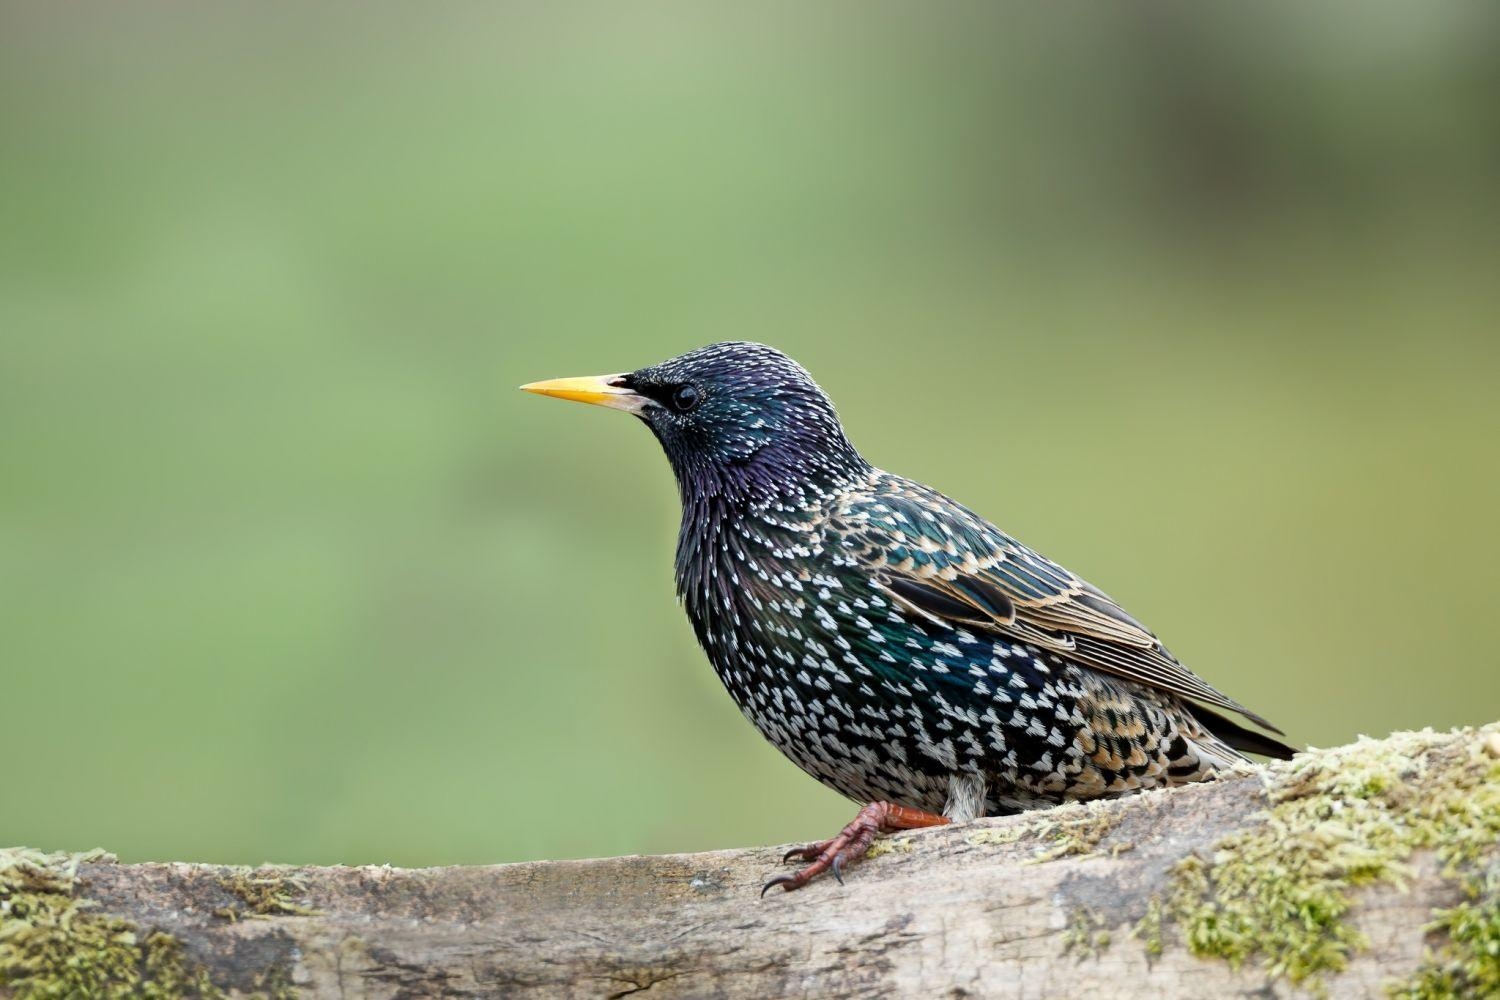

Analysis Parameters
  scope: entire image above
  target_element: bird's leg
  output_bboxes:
[762,801,949,895]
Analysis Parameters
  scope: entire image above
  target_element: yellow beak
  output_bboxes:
[519,373,646,413]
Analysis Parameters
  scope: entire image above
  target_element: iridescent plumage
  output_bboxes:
[524,342,1293,887]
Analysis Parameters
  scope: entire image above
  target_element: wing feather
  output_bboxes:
[837,478,1285,736]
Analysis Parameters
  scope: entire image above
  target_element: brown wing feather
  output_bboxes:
[882,563,1284,734]
[839,478,1286,737]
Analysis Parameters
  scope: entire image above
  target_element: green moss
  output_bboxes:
[1140,725,1500,994]
[1136,895,1166,959]
[966,827,1025,847]
[1060,907,1112,961]
[214,871,318,921]
[1391,862,1500,1000]
[243,963,298,1000]
[1022,805,1124,864]
[140,934,229,1000]
[967,800,1122,863]
[864,836,915,859]
[0,848,223,999]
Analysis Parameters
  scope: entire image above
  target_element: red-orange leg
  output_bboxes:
[762,801,949,895]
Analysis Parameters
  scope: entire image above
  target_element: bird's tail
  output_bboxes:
[1188,703,1298,761]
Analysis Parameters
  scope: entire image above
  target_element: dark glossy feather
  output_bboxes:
[1186,704,1297,760]
[884,575,1016,627]
[837,478,1286,736]
[551,341,1295,820]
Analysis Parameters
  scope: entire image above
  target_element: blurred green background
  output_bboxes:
[3,3,1498,867]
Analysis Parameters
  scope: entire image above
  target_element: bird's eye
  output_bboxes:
[670,384,701,413]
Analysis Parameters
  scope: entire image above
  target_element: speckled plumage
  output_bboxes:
[530,342,1292,827]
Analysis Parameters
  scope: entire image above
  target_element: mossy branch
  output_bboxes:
[3,724,1498,999]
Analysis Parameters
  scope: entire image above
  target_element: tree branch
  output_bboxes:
[4,724,1497,999]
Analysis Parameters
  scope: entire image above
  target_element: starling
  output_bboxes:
[522,342,1294,893]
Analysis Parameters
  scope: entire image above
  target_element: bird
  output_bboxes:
[522,342,1294,894]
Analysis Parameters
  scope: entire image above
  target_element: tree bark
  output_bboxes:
[6,724,1498,999]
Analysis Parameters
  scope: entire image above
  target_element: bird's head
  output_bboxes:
[522,342,868,504]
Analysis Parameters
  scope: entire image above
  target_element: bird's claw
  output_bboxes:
[760,874,800,897]
[781,840,831,865]
[761,801,948,897]
[763,854,843,897]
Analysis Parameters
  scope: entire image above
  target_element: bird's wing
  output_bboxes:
[831,478,1283,734]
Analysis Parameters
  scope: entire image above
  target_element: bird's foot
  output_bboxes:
[761,801,949,895]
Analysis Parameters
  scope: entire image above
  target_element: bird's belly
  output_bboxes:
[703,635,1215,817]
[705,650,954,813]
